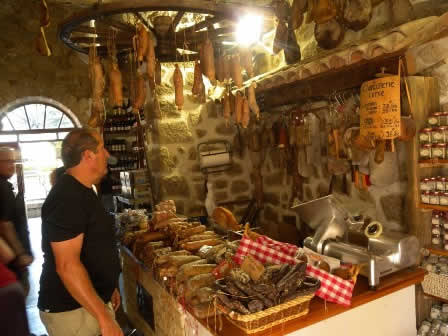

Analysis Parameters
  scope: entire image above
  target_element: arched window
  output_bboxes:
[0,97,80,143]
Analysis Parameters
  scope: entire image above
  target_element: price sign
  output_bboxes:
[360,75,401,140]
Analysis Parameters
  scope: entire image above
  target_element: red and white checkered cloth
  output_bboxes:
[234,234,355,307]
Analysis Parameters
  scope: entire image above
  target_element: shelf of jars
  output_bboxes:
[419,160,448,168]
[426,247,448,257]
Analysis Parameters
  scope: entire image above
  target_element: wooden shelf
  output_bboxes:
[419,160,448,168]
[426,246,448,257]
[419,203,448,211]
[423,293,448,303]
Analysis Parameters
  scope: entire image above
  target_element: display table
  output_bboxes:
[121,247,425,336]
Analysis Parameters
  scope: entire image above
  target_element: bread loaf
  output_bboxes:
[181,238,224,251]
[176,263,216,282]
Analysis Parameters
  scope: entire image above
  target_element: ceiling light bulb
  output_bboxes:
[236,15,263,46]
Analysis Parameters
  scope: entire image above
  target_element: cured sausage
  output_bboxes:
[285,28,301,64]
[132,74,146,111]
[201,38,216,85]
[223,55,231,83]
[231,54,243,88]
[173,64,184,110]
[223,93,231,125]
[290,0,308,29]
[192,60,202,96]
[216,55,225,82]
[146,32,156,87]
[137,23,148,63]
[108,62,123,107]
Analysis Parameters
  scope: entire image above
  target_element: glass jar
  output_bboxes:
[430,191,440,205]
[441,112,448,126]
[422,191,431,204]
[430,177,438,190]
[441,322,448,336]
[433,234,442,246]
[429,113,443,127]
[418,320,432,336]
[440,126,448,142]
[432,224,442,235]
[421,178,432,191]
[440,192,448,206]
[433,128,445,143]
[420,143,433,160]
[437,177,447,191]
[420,128,433,144]
[432,143,446,160]
[433,212,441,225]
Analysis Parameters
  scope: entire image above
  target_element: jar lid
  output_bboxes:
[441,177,447,181]
[434,112,443,116]
[421,128,433,132]
[431,177,437,181]
[436,143,447,147]
[423,143,433,147]
[423,191,431,195]
[439,126,448,130]
[423,178,431,181]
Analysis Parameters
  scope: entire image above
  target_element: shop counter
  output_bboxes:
[121,247,425,336]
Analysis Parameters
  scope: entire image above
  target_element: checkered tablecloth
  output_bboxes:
[234,234,354,306]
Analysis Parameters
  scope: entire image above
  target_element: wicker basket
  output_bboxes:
[216,294,314,334]
[421,271,448,300]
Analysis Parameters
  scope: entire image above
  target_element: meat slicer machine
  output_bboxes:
[292,195,419,288]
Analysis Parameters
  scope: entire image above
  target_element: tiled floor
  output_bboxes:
[26,217,47,335]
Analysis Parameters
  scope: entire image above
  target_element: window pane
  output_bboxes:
[19,133,57,142]
[25,104,45,129]
[0,134,18,142]
[45,106,63,129]
[1,117,14,131]
[60,115,75,128]
[57,132,69,140]
[8,107,29,130]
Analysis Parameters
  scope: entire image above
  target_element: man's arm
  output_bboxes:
[0,220,33,268]
[51,234,123,336]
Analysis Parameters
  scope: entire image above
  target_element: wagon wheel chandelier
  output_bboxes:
[58,0,273,63]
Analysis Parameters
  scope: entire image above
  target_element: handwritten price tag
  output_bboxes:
[360,75,401,140]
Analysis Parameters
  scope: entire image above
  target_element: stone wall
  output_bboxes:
[146,63,253,218]
[0,0,91,124]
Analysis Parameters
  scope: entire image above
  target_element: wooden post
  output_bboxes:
[404,76,440,326]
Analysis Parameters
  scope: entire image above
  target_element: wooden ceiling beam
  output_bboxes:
[173,11,185,30]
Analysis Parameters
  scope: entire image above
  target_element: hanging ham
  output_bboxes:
[153,93,161,119]
[284,28,301,65]
[248,82,260,120]
[290,0,307,30]
[239,47,254,79]
[88,47,105,128]
[137,23,149,63]
[273,19,288,54]
[315,18,345,50]
[223,55,231,83]
[201,38,216,85]
[390,0,414,26]
[216,55,225,82]
[231,54,243,88]
[342,0,373,32]
[311,0,337,24]
[108,62,123,107]
[173,64,184,111]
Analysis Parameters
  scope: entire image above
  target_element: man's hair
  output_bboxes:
[61,129,99,169]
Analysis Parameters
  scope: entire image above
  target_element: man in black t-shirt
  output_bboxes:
[0,147,33,291]
[38,129,122,336]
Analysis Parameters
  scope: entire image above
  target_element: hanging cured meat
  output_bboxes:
[247,82,260,120]
[223,93,231,126]
[155,60,162,86]
[342,0,373,32]
[235,92,243,124]
[239,47,254,79]
[231,54,243,88]
[192,61,202,96]
[390,0,414,26]
[241,96,250,129]
[275,0,291,22]
[216,55,225,82]
[146,32,156,87]
[201,38,216,85]
[36,27,52,56]
[88,47,105,128]
[173,64,184,110]
[223,55,231,83]
[311,0,337,24]
[315,18,345,50]
[133,74,146,111]
[273,19,288,54]
[285,28,301,65]
[229,92,236,118]
[291,0,307,29]
[137,24,149,63]
[108,62,123,107]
